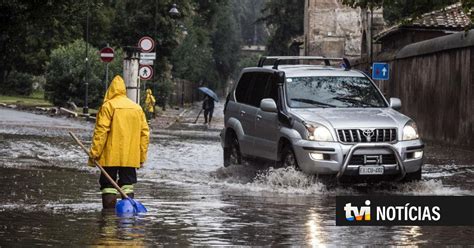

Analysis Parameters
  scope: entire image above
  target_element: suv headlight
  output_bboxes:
[305,123,334,142]
[402,121,419,141]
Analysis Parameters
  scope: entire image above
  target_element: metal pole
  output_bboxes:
[84,0,89,114]
[370,1,374,76]
[105,63,109,90]
[105,43,110,91]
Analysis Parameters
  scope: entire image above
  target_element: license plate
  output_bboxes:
[359,166,384,175]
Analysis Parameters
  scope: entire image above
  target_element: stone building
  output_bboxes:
[304,0,384,59]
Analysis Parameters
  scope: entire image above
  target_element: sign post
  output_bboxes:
[100,46,115,89]
[138,36,157,96]
[372,63,390,80]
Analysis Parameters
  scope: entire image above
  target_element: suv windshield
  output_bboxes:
[286,76,387,108]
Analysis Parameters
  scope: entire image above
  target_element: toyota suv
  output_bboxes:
[220,56,424,182]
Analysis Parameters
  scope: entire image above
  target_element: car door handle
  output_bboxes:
[240,110,246,116]
[256,115,262,120]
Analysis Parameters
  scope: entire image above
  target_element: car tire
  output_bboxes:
[223,134,242,167]
[280,145,300,170]
[402,167,422,182]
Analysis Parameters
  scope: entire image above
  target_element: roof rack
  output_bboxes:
[257,56,351,70]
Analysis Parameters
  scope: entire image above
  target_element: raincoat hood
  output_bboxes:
[104,75,126,102]
[146,89,152,95]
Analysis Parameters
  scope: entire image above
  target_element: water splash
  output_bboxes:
[393,179,472,195]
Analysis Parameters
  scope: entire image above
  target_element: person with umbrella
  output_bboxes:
[202,95,214,125]
[199,87,218,125]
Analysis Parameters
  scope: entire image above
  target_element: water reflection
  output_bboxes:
[306,209,325,247]
[94,210,145,247]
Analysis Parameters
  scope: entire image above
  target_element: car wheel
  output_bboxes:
[402,167,422,182]
[224,135,242,167]
[280,145,299,170]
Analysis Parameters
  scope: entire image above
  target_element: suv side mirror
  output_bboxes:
[390,97,402,110]
[260,98,277,113]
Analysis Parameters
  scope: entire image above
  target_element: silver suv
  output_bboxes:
[220,56,424,182]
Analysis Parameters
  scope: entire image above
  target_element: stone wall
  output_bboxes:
[304,0,384,59]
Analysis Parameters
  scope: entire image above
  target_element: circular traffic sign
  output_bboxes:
[138,36,155,52]
[100,47,114,63]
[139,65,153,80]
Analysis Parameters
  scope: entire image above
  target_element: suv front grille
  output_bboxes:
[348,154,397,165]
[337,128,397,143]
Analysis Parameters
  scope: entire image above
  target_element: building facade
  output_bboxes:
[304,0,384,59]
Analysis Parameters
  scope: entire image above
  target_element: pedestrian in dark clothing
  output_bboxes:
[202,95,215,125]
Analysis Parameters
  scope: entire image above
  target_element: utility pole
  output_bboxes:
[84,0,90,114]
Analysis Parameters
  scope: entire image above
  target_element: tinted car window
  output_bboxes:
[263,75,278,102]
[248,72,270,107]
[235,72,254,104]
[286,76,387,108]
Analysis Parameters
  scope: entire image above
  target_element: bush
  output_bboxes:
[1,71,35,96]
[45,39,123,108]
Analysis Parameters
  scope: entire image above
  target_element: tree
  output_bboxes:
[171,19,215,85]
[211,2,241,88]
[0,1,95,89]
[259,0,305,55]
[45,40,123,108]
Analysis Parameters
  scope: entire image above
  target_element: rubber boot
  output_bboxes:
[102,193,117,209]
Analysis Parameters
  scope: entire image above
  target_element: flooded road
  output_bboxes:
[0,107,473,246]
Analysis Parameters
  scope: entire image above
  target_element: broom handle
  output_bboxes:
[69,132,128,199]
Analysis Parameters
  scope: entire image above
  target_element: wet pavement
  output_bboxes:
[0,106,473,246]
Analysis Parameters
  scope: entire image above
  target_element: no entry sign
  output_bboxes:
[100,47,114,63]
[138,36,155,52]
[139,65,153,80]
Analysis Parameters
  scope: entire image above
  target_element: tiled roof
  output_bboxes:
[375,2,473,41]
[411,2,472,28]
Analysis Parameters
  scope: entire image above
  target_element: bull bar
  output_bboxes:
[336,143,407,182]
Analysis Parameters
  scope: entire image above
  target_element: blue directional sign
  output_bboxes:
[372,63,389,80]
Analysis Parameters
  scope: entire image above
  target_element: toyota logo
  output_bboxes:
[362,129,375,141]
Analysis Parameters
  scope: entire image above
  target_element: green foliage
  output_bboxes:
[1,0,266,106]
[260,0,305,55]
[211,2,241,86]
[45,40,123,108]
[1,71,35,96]
[0,1,91,84]
[172,0,242,91]
[172,19,215,85]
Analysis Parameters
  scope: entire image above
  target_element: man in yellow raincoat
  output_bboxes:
[89,75,150,209]
[144,89,156,121]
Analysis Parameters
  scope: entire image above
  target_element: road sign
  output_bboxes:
[372,63,389,80]
[140,60,154,65]
[139,65,153,80]
[140,52,156,60]
[100,47,114,63]
[138,36,155,52]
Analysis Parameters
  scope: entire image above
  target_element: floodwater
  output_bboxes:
[0,107,473,246]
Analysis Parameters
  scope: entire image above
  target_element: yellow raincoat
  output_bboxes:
[89,75,150,168]
[145,89,156,113]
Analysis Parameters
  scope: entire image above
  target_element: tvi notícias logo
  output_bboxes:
[344,200,441,222]
[344,200,371,221]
